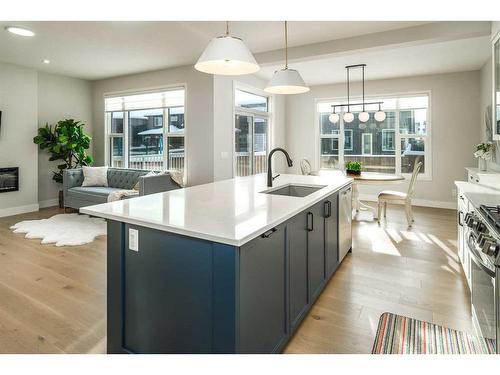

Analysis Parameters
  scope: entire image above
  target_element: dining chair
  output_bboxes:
[299,158,319,176]
[377,161,423,227]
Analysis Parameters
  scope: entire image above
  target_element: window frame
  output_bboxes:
[103,85,187,181]
[315,91,432,181]
[344,129,353,151]
[233,83,272,177]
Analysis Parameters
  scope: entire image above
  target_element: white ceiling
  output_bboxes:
[257,36,491,86]
[0,21,428,80]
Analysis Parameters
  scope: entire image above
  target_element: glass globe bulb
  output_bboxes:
[343,112,354,123]
[374,110,386,122]
[329,113,340,124]
[358,111,370,123]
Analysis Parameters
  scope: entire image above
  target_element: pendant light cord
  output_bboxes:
[284,21,288,69]
[225,21,229,36]
[346,66,350,113]
[362,65,365,112]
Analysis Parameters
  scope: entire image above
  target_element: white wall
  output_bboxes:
[0,62,39,216]
[285,71,481,207]
[92,65,214,187]
[37,72,93,207]
[213,74,286,181]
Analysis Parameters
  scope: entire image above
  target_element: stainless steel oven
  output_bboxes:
[467,233,497,343]
[465,208,499,353]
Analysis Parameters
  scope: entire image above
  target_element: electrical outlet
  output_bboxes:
[129,228,139,252]
[220,151,229,159]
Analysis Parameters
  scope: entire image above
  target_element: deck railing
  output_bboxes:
[111,153,184,171]
[235,151,267,176]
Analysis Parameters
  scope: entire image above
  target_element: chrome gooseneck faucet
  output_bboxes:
[267,148,293,187]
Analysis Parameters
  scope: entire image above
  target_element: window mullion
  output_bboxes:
[124,111,129,169]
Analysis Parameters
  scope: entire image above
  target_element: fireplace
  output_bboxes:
[0,167,19,193]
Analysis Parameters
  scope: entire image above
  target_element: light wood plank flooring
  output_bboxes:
[0,204,470,354]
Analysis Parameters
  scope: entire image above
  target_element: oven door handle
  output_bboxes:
[467,234,496,278]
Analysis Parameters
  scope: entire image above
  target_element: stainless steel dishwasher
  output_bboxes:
[338,185,352,262]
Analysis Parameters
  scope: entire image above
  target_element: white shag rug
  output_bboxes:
[10,213,106,246]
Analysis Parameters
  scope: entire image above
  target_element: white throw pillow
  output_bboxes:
[82,166,108,187]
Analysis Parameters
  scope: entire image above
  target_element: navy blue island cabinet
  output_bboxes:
[107,190,348,354]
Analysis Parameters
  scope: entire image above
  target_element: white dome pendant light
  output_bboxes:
[195,21,259,76]
[329,110,340,124]
[265,21,310,95]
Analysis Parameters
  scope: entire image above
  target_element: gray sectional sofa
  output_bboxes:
[63,168,180,210]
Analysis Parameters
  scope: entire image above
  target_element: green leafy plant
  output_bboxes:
[345,161,362,173]
[34,119,94,183]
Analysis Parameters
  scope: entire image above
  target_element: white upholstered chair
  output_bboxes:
[300,158,319,176]
[377,161,423,227]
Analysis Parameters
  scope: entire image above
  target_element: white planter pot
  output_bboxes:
[478,158,487,171]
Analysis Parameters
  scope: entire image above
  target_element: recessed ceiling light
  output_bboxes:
[5,26,35,37]
[42,59,50,64]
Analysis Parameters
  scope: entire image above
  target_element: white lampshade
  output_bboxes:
[359,111,370,123]
[329,113,340,124]
[195,36,259,75]
[343,112,354,123]
[265,68,310,94]
[374,110,387,122]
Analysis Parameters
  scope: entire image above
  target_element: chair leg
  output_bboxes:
[377,200,382,222]
[383,202,387,218]
[409,203,415,222]
[405,203,412,227]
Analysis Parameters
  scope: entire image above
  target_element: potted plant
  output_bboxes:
[474,142,493,172]
[345,161,362,176]
[34,119,94,208]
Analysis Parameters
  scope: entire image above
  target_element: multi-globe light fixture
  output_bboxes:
[329,64,386,125]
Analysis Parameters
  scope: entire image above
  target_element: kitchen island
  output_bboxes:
[81,172,353,354]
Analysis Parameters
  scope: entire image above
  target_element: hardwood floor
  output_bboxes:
[0,204,471,354]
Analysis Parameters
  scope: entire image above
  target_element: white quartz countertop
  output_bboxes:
[455,181,500,208]
[81,172,352,246]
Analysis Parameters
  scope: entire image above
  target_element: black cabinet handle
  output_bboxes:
[307,212,314,231]
[458,210,463,227]
[324,201,332,218]
[261,227,277,238]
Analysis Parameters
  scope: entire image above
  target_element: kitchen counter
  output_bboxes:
[81,172,351,246]
[455,181,500,208]
[95,172,352,354]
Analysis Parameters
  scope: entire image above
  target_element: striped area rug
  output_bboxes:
[372,312,496,354]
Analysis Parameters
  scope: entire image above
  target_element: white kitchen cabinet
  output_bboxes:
[457,188,471,291]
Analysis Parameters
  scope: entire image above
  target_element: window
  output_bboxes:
[317,94,430,177]
[234,88,270,176]
[382,129,395,151]
[362,133,372,155]
[104,88,185,173]
[344,130,353,151]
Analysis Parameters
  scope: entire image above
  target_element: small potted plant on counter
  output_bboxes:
[474,142,493,171]
[345,161,362,176]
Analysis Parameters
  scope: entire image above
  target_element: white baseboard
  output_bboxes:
[0,203,40,218]
[39,198,59,209]
[359,194,456,210]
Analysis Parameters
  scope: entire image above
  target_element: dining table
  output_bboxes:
[349,171,405,220]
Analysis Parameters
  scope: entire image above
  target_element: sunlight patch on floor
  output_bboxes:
[369,232,401,256]
[428,233,457,260]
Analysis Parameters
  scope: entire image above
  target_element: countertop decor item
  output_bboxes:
[372,312,496,354]
[34,119,93,207]
[474,142,493,171]
[10,213,106,247]
[345,161,361,176]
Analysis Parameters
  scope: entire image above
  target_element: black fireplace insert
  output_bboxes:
[0,167,19,193]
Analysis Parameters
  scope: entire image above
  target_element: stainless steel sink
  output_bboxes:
[262,184,326,198]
